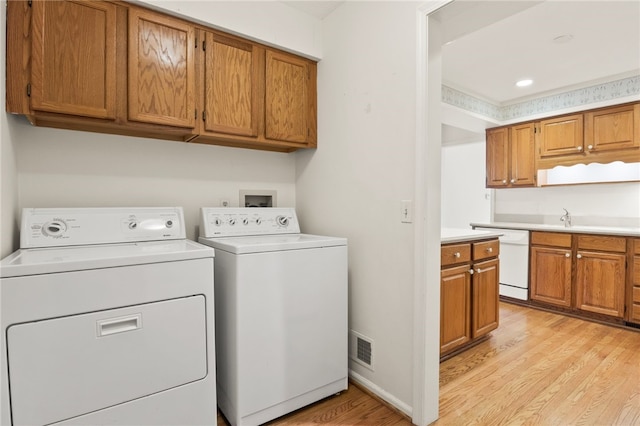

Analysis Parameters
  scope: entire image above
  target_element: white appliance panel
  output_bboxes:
[7,296,207,426]
[0,240,213,278]
[214,247,348,425]
[21,207,186,248]
[199,233,347,254]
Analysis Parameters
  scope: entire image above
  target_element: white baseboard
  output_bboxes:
[348,369,413,418]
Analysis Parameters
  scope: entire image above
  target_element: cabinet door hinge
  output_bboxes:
[194,109,197,120]
[202,110,206,121]
[26,83,31,97]
[27,0,32,7]
[202,41,206,51]
[195,37,198,49]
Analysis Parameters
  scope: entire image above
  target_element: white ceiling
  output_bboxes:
[281,1,640,144]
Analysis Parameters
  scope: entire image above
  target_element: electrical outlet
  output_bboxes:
[220,199,230,207]
[401,200,413,223]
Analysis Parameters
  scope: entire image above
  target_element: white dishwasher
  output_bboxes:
[474,227,529,300]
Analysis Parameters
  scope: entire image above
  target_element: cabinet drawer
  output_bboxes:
[634,257,640,285]
[531,231,572,248]
[634,287,640,303]
[472,239,500,261]
[632,303,640,323]
[634,239,640,255]
[576,235,626,252]
[441,243,471,267]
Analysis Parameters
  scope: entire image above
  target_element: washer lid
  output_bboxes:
[0,240,214,278]
[198,233,347,254]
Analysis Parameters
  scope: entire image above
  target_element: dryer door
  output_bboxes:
[7,295,207,426]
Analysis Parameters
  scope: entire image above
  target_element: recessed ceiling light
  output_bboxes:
[516,79,533,87]
[553,34,574,44]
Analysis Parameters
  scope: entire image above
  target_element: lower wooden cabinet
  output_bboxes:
[628,239,640,324]
[440,238,499,357]
[530,231,627,320]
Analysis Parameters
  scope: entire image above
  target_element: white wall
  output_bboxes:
[296,1,421,413]
[494,182,640,227]
[138,0,322,59]
[441,140,492,228]
[12,118,296,240]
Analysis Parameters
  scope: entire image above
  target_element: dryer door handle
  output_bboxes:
[96,314,142,337]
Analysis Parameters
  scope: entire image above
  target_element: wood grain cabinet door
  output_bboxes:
[202,33,260,137]
[485,127,510,188]
[510,123,536,186]
[584,103,640,153]
[538,114,584,157]
[575,250,626,318]
[128,9,195,128]
[440,265,472,355]
[30,1,116,119]
[530,246,572,307]
[265,50,312,144]
[471,258,499,338]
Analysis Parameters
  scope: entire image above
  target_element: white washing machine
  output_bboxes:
[0,207,216,426]
[198,207,348,426]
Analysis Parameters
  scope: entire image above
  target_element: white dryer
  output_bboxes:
[199,207,348,426]
[0,207,216,426]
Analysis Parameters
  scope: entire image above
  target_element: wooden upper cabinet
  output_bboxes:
[538,114,584,157]
[510,123,536,186]
[265,50,314,144]
[128,8,196,128]
[584,103,640,153]
[202,32,260,137]
[30,1,116,119]
[486,127,510,187]
[486,124,535,188]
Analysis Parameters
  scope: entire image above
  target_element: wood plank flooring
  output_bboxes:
[218,302,640,425]
[435,302,640,425]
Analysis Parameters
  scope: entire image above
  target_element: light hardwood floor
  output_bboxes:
[218,302,640,425]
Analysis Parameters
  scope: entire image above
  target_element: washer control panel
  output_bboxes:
[200,207,300,237]
[20,207,186,248]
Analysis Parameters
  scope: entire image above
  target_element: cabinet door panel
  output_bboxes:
[440,265,471,355]
[472,258,499,338]
[31,1,116,119]
[510,123,536,186]
[585,103,640,152]
[538,114,584,157]
[575,251,625,318]
[265,50,309,143]
[203,33,259,137]
[128,9,195,128]
[530,246,572,307]
[486,127,510,187]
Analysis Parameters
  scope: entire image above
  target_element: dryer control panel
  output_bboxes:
[20,207,186,248]
[200,207,300,238]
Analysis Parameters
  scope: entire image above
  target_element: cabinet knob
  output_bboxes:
[502,179,507,184]
[577,146,583,151]
[476,268,482,273]
[469,269,474,275]
[454,252,461,258]
[565,253,570,258]
[587,145,594,150]
[510,179,516,183]
[577,254,582,259]
[486,247,493,253]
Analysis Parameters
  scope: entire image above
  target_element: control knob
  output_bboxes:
[276,215,289,227]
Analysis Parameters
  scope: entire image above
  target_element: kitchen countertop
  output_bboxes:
[441,228,503,244]
[470,222,640,237]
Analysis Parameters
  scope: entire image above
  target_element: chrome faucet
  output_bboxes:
[560,208,572,228]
